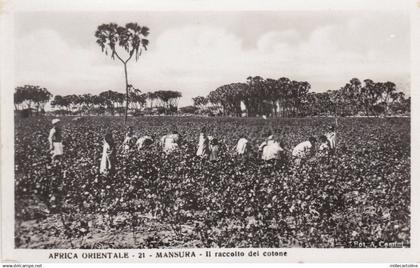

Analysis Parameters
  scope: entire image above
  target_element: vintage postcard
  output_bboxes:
[1,0,419,264]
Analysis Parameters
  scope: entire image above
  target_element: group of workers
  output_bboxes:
[201,126,336,164]
[47,118,337,175]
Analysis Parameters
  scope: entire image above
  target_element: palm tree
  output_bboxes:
[95,23,150,123]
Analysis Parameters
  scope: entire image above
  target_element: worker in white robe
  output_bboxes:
[235,137,249,155]
[259,135,284,161]
[100,132,116,175]
[161,130,180,154]
[196,127,210,157]
[136,135,154,151]
[292,137,317,164]
[48,119,64,160]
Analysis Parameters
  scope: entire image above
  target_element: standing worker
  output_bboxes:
[196,127,210,157]
[48,119,64,161]
[209,137,220,161]
[100,131,116,175]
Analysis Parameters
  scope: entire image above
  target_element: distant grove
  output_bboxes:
[194,76,410,117]
[14,76,410,117]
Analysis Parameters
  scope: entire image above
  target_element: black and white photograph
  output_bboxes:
[1,0,420,264]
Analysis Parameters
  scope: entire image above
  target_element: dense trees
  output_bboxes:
[179,105,199,114]
[98,90,125,115]
[327,79,409,117]
[49,89,181,116]
[14,85,52,114]
[200,76,312,117]
[129,86,147,110]
[15,77,409,118]
[206,83,246,116]
[195,77,409,117]
[153,90,182,111]
[192,96,208,109]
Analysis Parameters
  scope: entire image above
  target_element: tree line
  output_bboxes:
[192,76,410,117]
[14,85,182,116]
[14,85,52,115]
[14,77,409,118]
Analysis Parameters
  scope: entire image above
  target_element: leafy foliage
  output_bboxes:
[201,77,409,117]
[95,23,149,62]
[14,85,52,113]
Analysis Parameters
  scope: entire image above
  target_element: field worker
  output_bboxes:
[48,119,64,161]
[209,137,220,161]
[100,131,116,175]
[292,137,317,164]
[318,135,331,155]
[258,131,273,152]
[196,127,210,157]
[161,127,180,154]
[325,125,336,150]
[121,127,134,153]
[136,134,154,150]
[260,135,284,161]
[235,135,249,156]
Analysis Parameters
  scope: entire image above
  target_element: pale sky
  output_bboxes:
[15,10,410,107]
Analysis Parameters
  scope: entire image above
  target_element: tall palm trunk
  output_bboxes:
[124,63,129,123]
